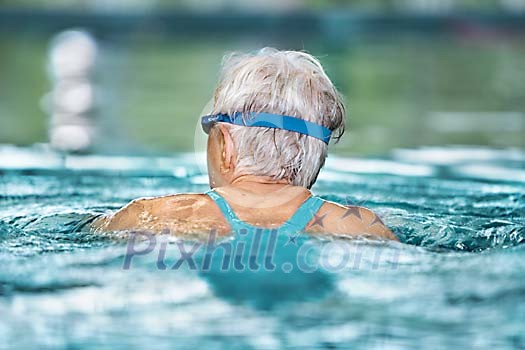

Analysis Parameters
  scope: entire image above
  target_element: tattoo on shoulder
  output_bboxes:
[311,212,328,228]
[340,206,385,228]
[340,207,361,220]
[368,214,385,227]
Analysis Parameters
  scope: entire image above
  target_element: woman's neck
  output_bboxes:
[229,175,289,191]
[216,175,312,209]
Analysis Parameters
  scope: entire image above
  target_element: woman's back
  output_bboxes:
[94,182,396,240]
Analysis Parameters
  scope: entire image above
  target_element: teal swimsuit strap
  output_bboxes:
[283,195,325,231]
[205,189,325,232]
[205,189,245,231]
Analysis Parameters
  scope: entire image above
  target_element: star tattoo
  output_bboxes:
[341,206,362,220]
[311,212,328,228]
[368,214,385,227]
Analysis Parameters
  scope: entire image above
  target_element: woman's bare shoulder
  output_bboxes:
[304,200,398,241]
[92,193,228,234]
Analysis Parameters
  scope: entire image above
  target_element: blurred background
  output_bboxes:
[0,0,524,156]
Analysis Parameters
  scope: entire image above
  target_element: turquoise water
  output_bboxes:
[0,145,524,349]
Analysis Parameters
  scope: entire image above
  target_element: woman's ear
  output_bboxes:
[217,124,236,173]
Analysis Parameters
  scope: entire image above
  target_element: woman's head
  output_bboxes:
[207,48,346,189]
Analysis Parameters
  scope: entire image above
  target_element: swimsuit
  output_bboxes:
[202,190,334,309]
[205,189,325,234]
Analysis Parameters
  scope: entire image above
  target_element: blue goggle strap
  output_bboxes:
[202,112,332,144]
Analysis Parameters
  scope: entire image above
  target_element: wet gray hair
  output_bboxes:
[211,48,346,189]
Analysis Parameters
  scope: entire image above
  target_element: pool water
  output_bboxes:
[0,145,524,349]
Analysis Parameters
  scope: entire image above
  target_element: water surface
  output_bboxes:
[0,145,524,349]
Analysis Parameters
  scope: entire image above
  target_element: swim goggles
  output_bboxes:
[201,112,332,144]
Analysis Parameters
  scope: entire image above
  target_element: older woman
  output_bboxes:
[94,48,396,240]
